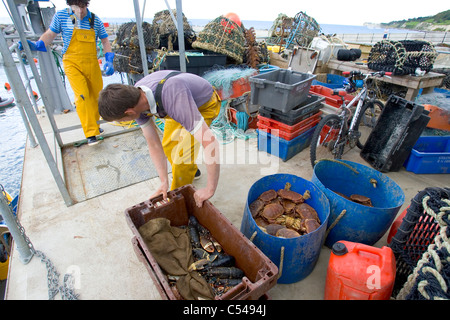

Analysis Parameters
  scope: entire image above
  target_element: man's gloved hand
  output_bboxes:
[18,40,47,52]
[103,52,115,76]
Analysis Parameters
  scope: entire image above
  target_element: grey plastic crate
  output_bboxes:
[250,69,316,113]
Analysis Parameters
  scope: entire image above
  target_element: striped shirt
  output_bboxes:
[49,8,108,54]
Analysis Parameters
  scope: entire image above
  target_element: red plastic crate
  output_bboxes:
[309,85,356,108]
[319,124,340,143]
[257,112,321,133]
[227,107,258,129]
[257,112,321,141]
[218,77,253,100]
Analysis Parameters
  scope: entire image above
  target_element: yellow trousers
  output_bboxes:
[162,91,221,190]
[63,28,103,138]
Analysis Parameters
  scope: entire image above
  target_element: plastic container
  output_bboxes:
[227,107,259,130]
[311,159,405,247]
[423,104,450,131]
[309,85,355,108]
[312,74,347,89]
[257,112,321,141]
[125,184,278,300]
[361,95,430,172]
[404,135,450,174]
[387,207,408,244]
[157,51,227,76]
[217,76,254,100]
[325,241,396,300]
[249,69,316,112]
[257,125,316,162]
[258,95,324,126]
[240,173,330,283]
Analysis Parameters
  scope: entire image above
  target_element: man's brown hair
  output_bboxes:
[66,0,90,7]
[98,84,141,121]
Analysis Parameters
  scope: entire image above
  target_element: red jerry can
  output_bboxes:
[325,241,396,300]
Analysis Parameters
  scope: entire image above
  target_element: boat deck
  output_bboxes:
[4,109,449,300]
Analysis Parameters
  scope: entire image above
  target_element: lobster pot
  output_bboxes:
[240,174,330,284]
[367,40,438,75]
[112,22,158,74]
[192,16,245,64]
[151,9,196,51]
[311,160,405,248]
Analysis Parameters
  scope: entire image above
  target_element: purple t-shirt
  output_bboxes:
[134,71,213,133]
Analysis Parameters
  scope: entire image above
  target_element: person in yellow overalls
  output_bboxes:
[20,0,114,145]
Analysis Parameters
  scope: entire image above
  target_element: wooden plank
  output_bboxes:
[326,59,445,100]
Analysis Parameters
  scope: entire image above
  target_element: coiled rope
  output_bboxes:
[395,191,450,300]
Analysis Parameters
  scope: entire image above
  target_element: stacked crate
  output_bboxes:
[249,69,322,161]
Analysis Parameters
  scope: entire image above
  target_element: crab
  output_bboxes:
[277,189,304,204]
[350,194,373,207]
[276,227,301,238]
[259,189,277,203]
[261,202,284,223]
[302,219,320,234]
[295,203,320,223]
[249,199,265,218]
[264,224,285,236]
[280,199,296,214]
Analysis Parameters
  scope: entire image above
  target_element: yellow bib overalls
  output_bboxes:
[63,18,103,138]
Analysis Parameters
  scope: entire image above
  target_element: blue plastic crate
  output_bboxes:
[257,125,316,162]
[404,136,450,174]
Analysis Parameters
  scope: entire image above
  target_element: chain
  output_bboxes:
[1,185,79,300]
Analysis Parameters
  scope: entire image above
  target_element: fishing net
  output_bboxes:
[192,16,246,64]
[112,21,158,74]
[203,67,257,99]
[368,40,438,75]
[389,187,450,300]
[203,67,258,142]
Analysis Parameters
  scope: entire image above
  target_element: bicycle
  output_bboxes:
[309,70,391,167]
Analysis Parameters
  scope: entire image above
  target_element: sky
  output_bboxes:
[0,0,448,26]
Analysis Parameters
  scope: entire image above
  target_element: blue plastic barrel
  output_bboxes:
[240,174,330,284]
[311,159,405,247]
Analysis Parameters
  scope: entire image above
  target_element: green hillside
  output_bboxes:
[381,9,450,31]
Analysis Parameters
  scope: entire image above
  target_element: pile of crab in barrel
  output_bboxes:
[250,183,321,238]
[183,215,245,297]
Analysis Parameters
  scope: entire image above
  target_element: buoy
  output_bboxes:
[32,91,39,100]
[224,12,241,27]
[33,58,38,63]
[4,82,11,91]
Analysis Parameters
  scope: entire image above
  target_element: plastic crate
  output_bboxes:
[249,69,316,112]
[309,85,355,108]
[361,95,430,172]
[404,136,450,174]
[227,107,258,130]
[157,51,227,76]
[125,184,278,300]
[258,95,324,126]
[257,125,316,162]
[257,113,321,141]
[217,76,253,100]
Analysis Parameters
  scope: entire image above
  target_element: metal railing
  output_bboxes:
[337,32,449,45]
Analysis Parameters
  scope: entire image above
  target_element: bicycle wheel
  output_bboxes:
[355,99,384,149]
[310,114,343,168]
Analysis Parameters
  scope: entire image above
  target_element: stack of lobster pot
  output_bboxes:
[249,69,324,162]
